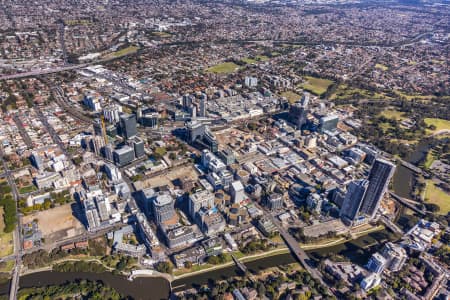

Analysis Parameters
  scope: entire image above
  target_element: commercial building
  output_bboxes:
[359,159,395,219]
[319,114,339,133]
[340,180,369,225]
[113,145,135,166]
[289,92,309,129]
[162,225,196,249]
[188,190,215,219]
[120,113,137,139]
[265,193,283,211]
[130,137,145,158]
[84,198,101,231]
[381,242,407,272]
[366,252,387,274]
[96,195,111,222]
[230,181,246,204]
[152,192,176,225]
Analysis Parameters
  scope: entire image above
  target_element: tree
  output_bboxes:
[155,261,173,274]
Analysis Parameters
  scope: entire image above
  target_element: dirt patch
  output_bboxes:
[22,203,86,245]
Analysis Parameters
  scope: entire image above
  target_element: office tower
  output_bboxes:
[182,94,193,109]
[140,112,159,128]
[96,196,111,222]
[340,180,369,224]
[289,92,310,129]
[360,159,396,219]
[113,145,135,166]
[104,143,114,162]
[30,152,43,170]
[319,114,339,133]
[120,113,137,140]
[190,105,197,118]
[152,192,176,225]
[188,190,215,219]
[199,93,207,117]
[186,120,206,143]
[204,127,218,152]
[130,137,145,158]
[91,136,105,156]
[93,119,103,136]
[104,163,122,181]
[84,199,100,230]
[230,181,246,204]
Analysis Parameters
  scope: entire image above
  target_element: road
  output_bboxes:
[0,143,22,300]
[259,205,333,296]
[12,114,33,148]
[389,191,426,216]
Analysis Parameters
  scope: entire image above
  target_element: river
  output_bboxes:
[392,139,431,198]
[0,229,398,299]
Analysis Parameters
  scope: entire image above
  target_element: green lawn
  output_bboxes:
[424,118,450,135]
[424,180,450,215]
[281,91,301,104]
[424,151,436,169]
[330,84,391,101]
[256,55,269,61]
[394,90,432,101]
[380,110,406,120]
[206,62,240,74]
[0,208,14,257]
[19,185,37,194]
[375,63,388,71]
[300,76,334,96]
[241,57,257,64]
[0,260,14,272]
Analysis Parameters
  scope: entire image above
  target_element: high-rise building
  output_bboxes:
[140,112,159,128]
[84,199,100,231]
[360,159,395,219]
[319,114,339,133]
[366,252,387,274]
[244,76,258,88]
[103,104,122,124]
[340,180,369,224]
[152,192,176,225]
[199,93,207,117]
[186,120,206,143]
[182,94,193,109]
[113,145,135,166]
[289,92,309,129]
[96,195,111,222]
[120,113,137,140]
[381,242,407,272]
[130,137,145,158]
[230,181,246,204]
[188,190,215,219]
[93,119,103,136]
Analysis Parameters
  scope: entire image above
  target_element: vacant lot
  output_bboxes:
[424,118,450,135]
[300,76,333,96]
[424,180,450,215]
[22,203,86,245]
[206,62,239,74]
[144,165,199,189]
